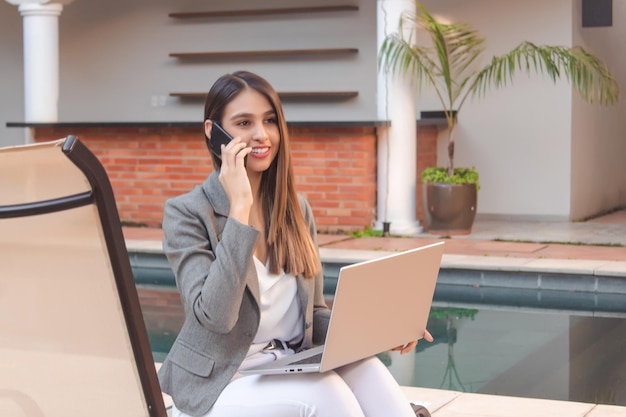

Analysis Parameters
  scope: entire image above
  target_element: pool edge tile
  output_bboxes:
[432,392,596,417]
[400,386,462,413]
[586,404,626,417]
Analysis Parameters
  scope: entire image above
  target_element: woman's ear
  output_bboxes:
[204,120,213,139]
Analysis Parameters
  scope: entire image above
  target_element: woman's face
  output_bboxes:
[219,88,280,174]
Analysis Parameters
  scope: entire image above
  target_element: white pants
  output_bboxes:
[172,357,416,417]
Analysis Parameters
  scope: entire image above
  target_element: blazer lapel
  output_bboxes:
[202,172,261,306]
[246,264,261,307]
[296,275,311,327]
[203,173,230,217]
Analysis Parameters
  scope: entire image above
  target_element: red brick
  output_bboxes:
[32,124,437,230]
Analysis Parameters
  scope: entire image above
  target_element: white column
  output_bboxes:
[18,2,63,125]
[376,0,422,235]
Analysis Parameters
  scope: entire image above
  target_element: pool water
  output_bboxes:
[141,288,626,407]
[382,306,626,406]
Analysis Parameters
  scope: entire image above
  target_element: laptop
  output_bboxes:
[240,241,445,375]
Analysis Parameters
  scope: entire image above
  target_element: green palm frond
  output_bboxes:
[415,2,485,108]
[468,42,619,108]
[378,1,620,175]
[379,3,487,113]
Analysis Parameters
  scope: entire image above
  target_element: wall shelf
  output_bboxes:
[169,6,359,19]
[170,91,359,100]
[170,48,358,60]
[167,5,361,107]
[279,91,358,99]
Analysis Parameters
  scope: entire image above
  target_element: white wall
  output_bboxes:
[1,0,378,128]
[571,0,626,220]
[420,0,575,220]
[54,0,378,123]
[0,2,25,147]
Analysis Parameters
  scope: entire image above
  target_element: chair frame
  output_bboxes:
[0,135,167,417]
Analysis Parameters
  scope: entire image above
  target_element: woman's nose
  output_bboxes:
[252,123,269,140]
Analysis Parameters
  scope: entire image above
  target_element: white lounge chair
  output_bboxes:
[0,136,167,417]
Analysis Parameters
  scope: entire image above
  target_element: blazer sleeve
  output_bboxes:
[162,191,260,334]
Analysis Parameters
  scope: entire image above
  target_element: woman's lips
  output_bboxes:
[249,147,270,158]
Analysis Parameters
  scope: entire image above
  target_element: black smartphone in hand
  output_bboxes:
[208,121,234,160]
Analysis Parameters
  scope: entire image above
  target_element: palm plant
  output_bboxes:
[379,1,620,180]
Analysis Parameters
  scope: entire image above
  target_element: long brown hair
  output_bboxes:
[204,71,320,278]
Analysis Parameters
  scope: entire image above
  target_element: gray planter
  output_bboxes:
[423,183,477,234]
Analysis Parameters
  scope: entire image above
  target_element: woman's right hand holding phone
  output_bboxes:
[218,137,253,224]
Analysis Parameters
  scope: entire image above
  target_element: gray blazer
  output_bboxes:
[157,172,331,416]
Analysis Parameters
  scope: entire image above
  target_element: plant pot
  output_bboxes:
[422,182,477,235]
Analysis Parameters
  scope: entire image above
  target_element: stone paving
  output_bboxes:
[124,210,626,261]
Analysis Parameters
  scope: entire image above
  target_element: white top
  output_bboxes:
[238,256,303,371]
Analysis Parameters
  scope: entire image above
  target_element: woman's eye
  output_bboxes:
[237,120,250,126]
[265,117,277,124]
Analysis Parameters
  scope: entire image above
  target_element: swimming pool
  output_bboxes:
[386,305,626,406]
[138,285,626,407]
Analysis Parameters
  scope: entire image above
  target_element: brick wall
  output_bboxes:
[415,125,439,221]
[289,126,377,230]
[35,125,381,232]
[35,124,438,232]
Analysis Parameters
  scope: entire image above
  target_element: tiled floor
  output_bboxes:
[403,385,626,417]
[317,234,626,261]
[157,366,624,417]
[401,386,626,417]
[123,210,626,261]
[315,210,626,260]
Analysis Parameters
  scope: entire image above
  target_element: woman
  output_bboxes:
[157,70,432,417]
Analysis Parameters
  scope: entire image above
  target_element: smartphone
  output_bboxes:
[208,121,234,160]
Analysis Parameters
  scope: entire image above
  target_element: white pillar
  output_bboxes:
[376,0,422,236]
[18,2,63,125]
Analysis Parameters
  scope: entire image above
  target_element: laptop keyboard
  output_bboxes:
[289,352,323,365]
